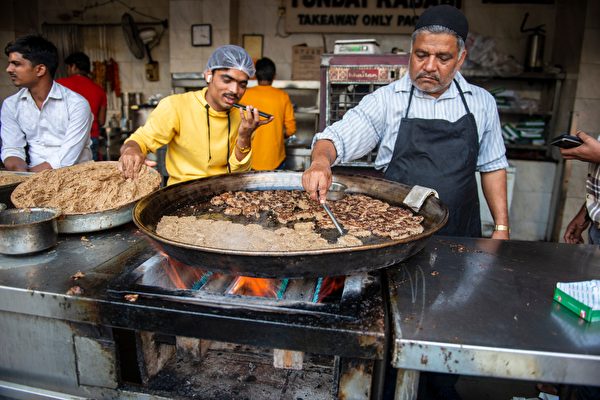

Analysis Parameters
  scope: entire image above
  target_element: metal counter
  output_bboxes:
[0,224,388,399]
[0,224,384,359]
[388,237,600,388]
[2,228,599,398]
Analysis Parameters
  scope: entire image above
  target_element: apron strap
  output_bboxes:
[405,85,415,118]
[453,79,471,115]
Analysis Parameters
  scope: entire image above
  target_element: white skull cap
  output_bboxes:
[205,45,255,78]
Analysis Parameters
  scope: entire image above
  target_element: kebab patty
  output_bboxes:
[209,190,424,240]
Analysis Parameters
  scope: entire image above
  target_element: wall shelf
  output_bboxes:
[465,71,565,161]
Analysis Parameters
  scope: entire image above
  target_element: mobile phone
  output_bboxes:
[550,134,583,149]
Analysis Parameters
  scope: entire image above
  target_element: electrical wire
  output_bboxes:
[65,0,166,24]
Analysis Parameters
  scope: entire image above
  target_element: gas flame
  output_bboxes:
[316,276,345,303]
[155,249,205,289]
[228,276,279,298]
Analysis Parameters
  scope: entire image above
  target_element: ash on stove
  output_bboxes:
[137,342,336,400]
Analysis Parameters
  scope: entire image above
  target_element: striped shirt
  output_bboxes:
[586,150,600,223]
[313,71,508,172]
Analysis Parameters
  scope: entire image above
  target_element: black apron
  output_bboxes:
[384,80,481,237]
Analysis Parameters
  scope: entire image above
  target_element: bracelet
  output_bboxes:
[236,142,251,154]
[494,224,510,232]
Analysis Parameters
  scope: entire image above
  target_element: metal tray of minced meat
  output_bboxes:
[133,171,449,278]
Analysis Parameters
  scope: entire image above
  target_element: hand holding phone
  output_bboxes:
[550,134,583,149]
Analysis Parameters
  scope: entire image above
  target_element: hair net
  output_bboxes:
[205,45,255,78]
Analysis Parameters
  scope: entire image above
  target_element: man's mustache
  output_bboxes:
[416,73,440,82]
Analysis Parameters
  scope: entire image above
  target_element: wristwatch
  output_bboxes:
[494,224,510,233]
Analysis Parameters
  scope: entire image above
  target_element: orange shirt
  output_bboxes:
[241,85,296,170]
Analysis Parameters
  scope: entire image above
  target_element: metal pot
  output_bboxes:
[0,208,60,255]
[130,104,155,131]
[133,171,448,278]
[0,171,34,207]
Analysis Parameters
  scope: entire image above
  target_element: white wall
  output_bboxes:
[37,0,172,114]
[169,0,231,74]
[167,0,558,79]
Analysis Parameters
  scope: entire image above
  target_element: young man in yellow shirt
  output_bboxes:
[118,45,273,185]
[241,58,296,170]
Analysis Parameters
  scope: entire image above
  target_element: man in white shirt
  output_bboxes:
[1,35,92,172]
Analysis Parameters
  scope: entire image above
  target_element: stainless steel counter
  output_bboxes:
[388,237,600,388]
[2,228,599,397]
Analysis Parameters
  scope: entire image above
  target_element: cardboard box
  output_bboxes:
[292,45,324,81]
[554,283,600,323]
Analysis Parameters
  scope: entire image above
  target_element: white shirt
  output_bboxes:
[1,82,93,169]
[314,72,508,173]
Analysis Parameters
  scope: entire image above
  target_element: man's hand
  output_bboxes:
[491,230,510,240]
[563,204,590,244]
[302,140,337,203]
[234,105,274,161]
[3,156,28,172]
[302,159,332,203]
[29,162,52,172]
[237,105,273,141]
[118,141,155,179]
[564,219,589,244]
[560,131,600,164]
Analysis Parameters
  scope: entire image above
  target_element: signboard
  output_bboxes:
[285,0,463,34]
[328,65,407,83]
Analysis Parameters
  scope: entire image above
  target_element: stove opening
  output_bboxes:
[134,254,346,303]
[113,327,142,384]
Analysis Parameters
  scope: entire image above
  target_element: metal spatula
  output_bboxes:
[320,182,347,236]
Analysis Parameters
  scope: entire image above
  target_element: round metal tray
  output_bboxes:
[57,202,135,234]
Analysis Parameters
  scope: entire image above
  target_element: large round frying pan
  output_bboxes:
[133,171,448,278]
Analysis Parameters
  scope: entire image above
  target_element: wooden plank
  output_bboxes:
[273,349,304,370]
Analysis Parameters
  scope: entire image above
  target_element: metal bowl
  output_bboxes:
[326,182,347,201]
[0,208,61,255]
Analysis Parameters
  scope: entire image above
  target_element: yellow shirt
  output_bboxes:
[241,85,296,170]
[125,88,251,185]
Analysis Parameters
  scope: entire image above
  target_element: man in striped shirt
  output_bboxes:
[562,131,600,246]
[303,5,509,240]
[559,133,600,400]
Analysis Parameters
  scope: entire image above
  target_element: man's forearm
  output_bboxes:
[481,169,509,225]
